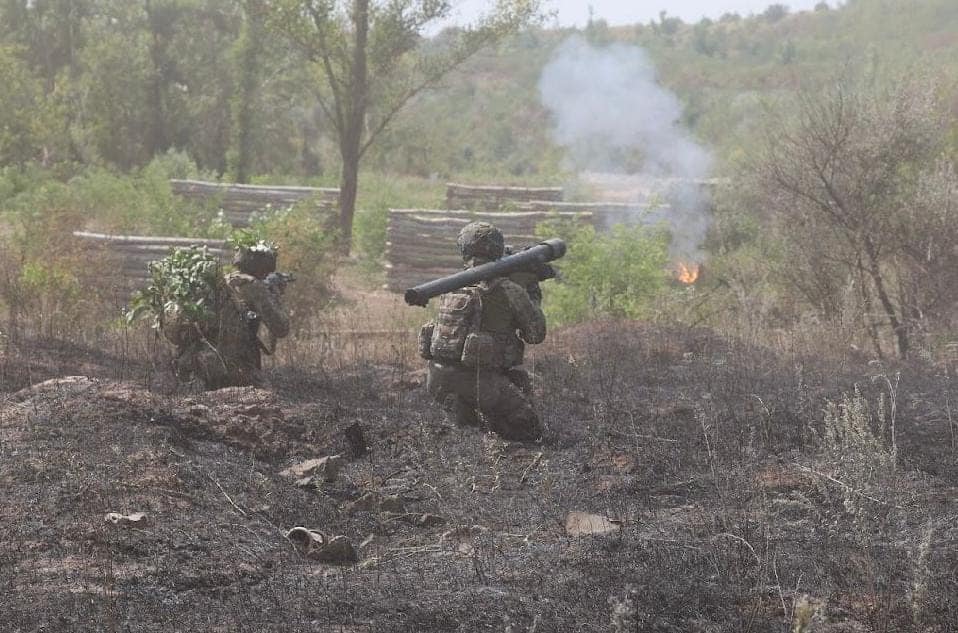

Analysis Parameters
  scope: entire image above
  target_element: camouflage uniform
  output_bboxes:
[424,222,547,441]
[177,247,290,389]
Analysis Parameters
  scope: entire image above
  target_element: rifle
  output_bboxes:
[404,238,566,307]
[245,271,294,354]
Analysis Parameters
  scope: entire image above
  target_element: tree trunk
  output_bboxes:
[227,9,261,184]
[857,262,884,359]
[336,0,369,252]
[145,0,170,159]
[863,239,909,358]
[338,147,360,248]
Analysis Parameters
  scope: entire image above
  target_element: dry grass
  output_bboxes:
[1,312,957,631]
[1,274,958,631]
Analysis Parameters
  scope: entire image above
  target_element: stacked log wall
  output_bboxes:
[445,183,563,212]
[385,209,590,291]
[170,179,339,228]
[73,231,229,288]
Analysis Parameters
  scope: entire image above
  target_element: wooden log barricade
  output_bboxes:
[384,208,590,292]
[523,200,667,227]
[170,179,339,228]
[73,231,229,288]
[445,182,563,212]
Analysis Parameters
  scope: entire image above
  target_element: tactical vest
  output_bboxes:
[426,281,523,369]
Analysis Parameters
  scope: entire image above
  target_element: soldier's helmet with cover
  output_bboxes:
[233,241,278,278]
[457,221,504,262]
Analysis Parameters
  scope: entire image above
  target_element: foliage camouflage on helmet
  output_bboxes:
[457,221,504,261]
[232,240,278,277]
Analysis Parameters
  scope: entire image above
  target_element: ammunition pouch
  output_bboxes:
[429,288,481,363]
[418,322,435,360]
[460,332,494,368]
[461,332,521,370]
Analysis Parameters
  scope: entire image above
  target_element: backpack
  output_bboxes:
[429,286,482,363]
[160,278,231,348]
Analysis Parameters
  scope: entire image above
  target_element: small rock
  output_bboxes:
[564,511,621,537]
[188,404,210,417]
[104,512,149,527]
[294,476,315,489]
[281,455,344,482]
[343,422,367,458]
[286,526,324,548]
[311,535,358,565]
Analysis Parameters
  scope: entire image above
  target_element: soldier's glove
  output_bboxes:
[264,271,294,296]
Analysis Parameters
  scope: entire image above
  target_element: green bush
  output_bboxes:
[243,201,339,332]
[537,221,671,326]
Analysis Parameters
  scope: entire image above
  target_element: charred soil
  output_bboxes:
[1,323,957,631]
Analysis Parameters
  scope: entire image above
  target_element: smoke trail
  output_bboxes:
[538,36,713,258]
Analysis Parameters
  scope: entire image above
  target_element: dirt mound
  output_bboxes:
[175,387,291,457]
[0,336,157,394]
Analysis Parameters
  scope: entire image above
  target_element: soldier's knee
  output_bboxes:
[490,410,542,442]
[505,367,533,395]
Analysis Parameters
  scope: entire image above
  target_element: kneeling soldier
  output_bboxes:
[420,221,546,441]
[177,243,290,389]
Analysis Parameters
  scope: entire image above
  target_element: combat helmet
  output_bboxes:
[233,241,278,278]
[457,221,504,262]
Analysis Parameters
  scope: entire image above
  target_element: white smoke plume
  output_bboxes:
[538,36,714,259]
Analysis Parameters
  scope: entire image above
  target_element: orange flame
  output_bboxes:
[675,262,700,285]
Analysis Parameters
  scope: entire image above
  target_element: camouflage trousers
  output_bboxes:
[175,343,262,390]
[426,362,541,442]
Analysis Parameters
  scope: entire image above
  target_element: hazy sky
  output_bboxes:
[449,0,833,27]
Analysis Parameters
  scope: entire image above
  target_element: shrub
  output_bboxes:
[243,201,339,333]
[125,246,223,333]
[0,157,218,340]
[537,220,670,326]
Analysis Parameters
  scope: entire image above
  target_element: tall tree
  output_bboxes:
[227,1,264,183]
[0,45,60,165]
[143,0,186,156]
[256,0,541,248]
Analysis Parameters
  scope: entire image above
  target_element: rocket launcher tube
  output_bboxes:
[403,238,566,307]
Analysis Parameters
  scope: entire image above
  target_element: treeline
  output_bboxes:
[4,1,958,182]
[3,0,958,360]
[0,1,320,178]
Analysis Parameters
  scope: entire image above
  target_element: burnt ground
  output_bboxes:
[1,323,957,632]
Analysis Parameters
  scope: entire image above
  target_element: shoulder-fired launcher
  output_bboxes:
[403,238,566,307]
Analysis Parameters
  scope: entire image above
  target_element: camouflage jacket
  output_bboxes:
[477,278,546,344]
[220,271,290,352]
